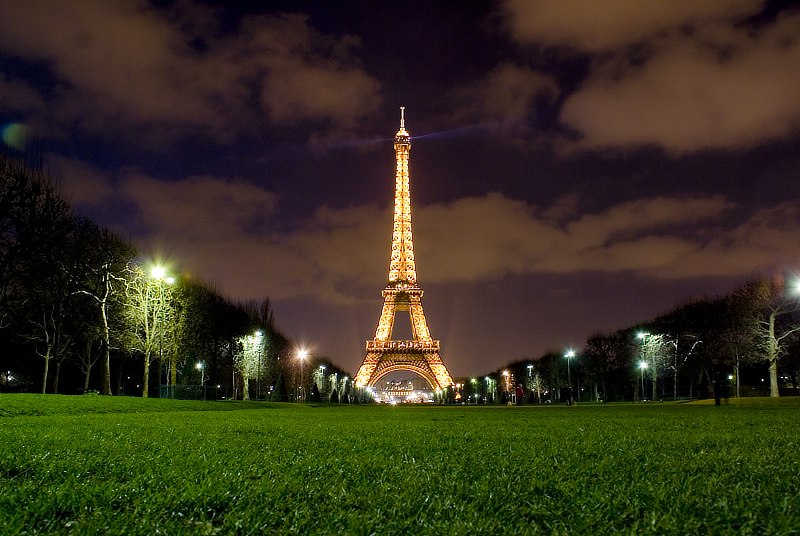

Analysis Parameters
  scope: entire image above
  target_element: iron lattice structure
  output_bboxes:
[355,108,454,390]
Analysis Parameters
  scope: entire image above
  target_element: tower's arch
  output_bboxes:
[369,362,438,390]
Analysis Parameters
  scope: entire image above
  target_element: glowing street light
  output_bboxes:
[564,349,576,405]
[150,265,175,285]
[297,348,308,402]
[637,331,654,400]
[196,361,205,384]
[147,265,175,396]
[196,360,205,399]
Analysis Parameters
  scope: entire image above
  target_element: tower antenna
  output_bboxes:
[400,106,405,129]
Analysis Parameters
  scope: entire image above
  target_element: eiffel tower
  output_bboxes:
[354,108,454,390]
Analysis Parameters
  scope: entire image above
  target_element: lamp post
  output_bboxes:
[196,360,205,400]
[638,361,648,402]
[150,266,174,397]
[638,331,657,400]
[255,330,263,400]
[297,348,308,402]
[564,349,575,404]
[527,364,533,393]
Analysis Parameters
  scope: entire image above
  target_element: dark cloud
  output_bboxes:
[502,0,762,52]
[560,13,800,153]
[449,63,558,133]
[0,2,382,144]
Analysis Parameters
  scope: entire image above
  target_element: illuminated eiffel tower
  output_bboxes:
[354,108,454,390]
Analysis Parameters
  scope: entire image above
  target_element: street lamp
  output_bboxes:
[254,330,263,400]
[564,349,575,403]
[638,361,648,401]
[149,265,175,397]
[297,348,308,401]
[637,331,654,400]
[196,360,205,400]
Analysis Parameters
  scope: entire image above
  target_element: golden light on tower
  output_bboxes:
[355,108,454,390]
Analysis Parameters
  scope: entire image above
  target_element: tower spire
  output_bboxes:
[389,105,415,285]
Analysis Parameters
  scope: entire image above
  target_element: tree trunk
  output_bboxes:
[769,358,779,397]
[100,295,112,395]
[232,367,237,401]
[83,339,93,392]
[100,344,111,394]
[242,375,250,401]
[673,368,678,400]
[142,354,150,398]
[170,356,177,386]
[768,311,780,397]
[54,360,62,394]
[41,348,51,394]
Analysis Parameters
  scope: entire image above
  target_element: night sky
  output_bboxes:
[2,1,800,377]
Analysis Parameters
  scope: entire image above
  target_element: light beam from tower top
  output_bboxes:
[395,106,410,145]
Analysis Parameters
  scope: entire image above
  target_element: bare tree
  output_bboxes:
[719,285,762,397]
[79,226,135,394]
[122,264,175,398]
[753,277,800,397]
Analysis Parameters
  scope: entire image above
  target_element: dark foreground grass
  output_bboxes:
[1,396,799,535]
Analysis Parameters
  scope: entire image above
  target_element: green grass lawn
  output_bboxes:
[1,395,799,535]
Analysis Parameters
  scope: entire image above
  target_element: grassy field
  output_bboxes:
[1,396,799,535]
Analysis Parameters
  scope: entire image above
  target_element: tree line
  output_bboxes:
[467,276,800,404]
[0,155,350,400]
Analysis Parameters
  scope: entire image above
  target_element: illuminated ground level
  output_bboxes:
[368,371,436,404]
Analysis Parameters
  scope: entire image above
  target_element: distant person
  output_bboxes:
[515,384,525,406]
[564,385,573,406]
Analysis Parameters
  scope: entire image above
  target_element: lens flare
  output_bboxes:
[1,123,33,150]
